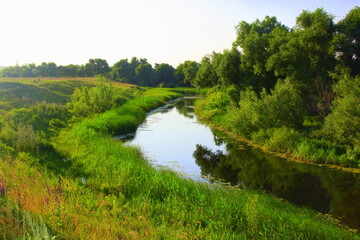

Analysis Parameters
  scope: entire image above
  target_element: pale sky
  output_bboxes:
[0,0,358,67]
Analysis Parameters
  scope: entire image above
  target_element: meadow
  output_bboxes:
[0,78,358,239]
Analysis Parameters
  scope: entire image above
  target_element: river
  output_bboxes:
[117,97,360,230]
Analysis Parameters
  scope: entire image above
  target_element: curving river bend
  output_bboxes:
[117,97,360,230]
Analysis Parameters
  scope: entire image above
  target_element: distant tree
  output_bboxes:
[135,63,154,86]
[154,63,176,87]
[1,64,37,77]
[57,64,81,77]
[193,55,218,88]
[110,59,135,83]
[175,60,200,87]
[20,64,37,77]
[214,48,242,86]
[35,62,58,77]
[130,57,148,69]
[84,58,111,76]
[1,66,20,77]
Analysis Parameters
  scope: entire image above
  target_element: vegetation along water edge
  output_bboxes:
[0,5,359,240]
[0,78,358,239]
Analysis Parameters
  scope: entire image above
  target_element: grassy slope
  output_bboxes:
[0,77,134,110]
[0,83,358,239]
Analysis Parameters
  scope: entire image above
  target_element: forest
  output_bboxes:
[0,6,359,240]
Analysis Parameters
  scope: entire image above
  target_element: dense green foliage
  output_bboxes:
[195,7,360,168]
[67,81,139,119]
[0,6,359,240]
[0,82,357,239]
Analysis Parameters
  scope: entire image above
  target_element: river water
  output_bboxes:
[120,97,360,230]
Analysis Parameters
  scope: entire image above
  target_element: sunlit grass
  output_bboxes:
[0,87,358,239]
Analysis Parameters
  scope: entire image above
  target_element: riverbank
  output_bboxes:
[1,88,359,239]
[194,92,360,170]
[206,122,360,175]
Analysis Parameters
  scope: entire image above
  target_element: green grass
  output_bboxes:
[0,78,98,110]
[50,88,358,239]
[0,198,54,240]
[0,86,358,239]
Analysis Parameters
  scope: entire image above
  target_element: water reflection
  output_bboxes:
[124,97,360,229]
[125,97,226,181]
[193,140,360,229]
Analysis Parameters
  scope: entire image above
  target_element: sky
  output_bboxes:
[0,0,358,67]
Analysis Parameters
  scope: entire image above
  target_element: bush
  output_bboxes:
[14,123,39,153]
[227,88,262,136]
[264,127,302,153]
[226,80,306,136]
[321,74,360,149]
[67,82,139,118]
[195,89,231,120]
[251,129,271,145]
[260,79,306,129]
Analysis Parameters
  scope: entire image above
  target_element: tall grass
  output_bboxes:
[51,88,357,239]
[0,198,54,240]
[0,88,358,239]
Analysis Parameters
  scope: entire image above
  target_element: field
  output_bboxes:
[0,77,134,109]
[0,79,358,239]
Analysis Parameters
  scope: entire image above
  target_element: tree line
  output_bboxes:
[0,57,200,87]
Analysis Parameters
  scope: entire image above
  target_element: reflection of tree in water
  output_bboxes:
[312,168,360,229]
[193,142,332,213]
[193,144,239,185]
[194,137,360,228]
[173,98,197,119]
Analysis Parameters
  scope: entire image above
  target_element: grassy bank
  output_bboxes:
[0,86,358,239]
[194,89,360,170]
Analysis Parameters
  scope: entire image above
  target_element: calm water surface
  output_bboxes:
[122,97,360,230]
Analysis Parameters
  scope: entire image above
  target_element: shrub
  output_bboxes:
[195,89,231,120]
[251,129,272,145]
[227,80,305,136]
[321,74,360,149]
[67,82,138,118]
[14,123,39,153]
[227,88,262,136]
[264,127,302,153]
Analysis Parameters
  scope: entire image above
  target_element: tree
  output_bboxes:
[322,73,360,151]
[266,9,336,115]
[110,59,134,83]
[154,63,176,87]
[135,63,154,86]
[1,65,21,77]
[333,7,360,76]
[84,58,111,76]
[175,60,200,87]
[35,62,58,77]
[193,55,218,88]
[214,48,242,87]
[234,16,289,90]
[57,64,81,77]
